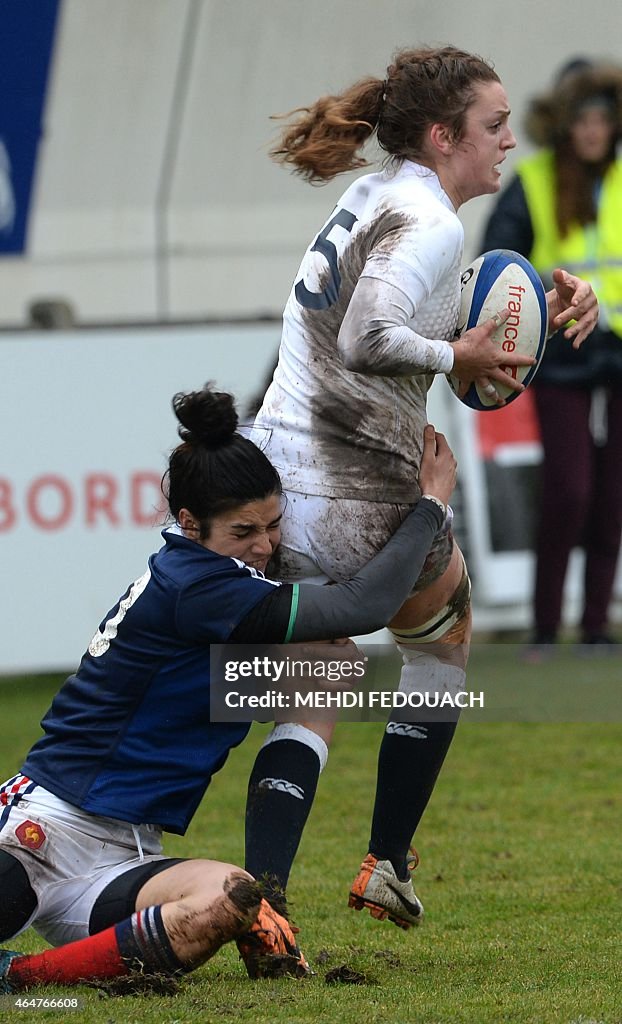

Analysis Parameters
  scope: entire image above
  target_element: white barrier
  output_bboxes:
[0,324,279,673]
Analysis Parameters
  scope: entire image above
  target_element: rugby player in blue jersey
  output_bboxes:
[1,382,456,993]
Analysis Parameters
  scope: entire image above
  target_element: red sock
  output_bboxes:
[8,906,183,990]
[8,926,128,989]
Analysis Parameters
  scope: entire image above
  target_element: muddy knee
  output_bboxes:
[390,559,472,652]
[223,872,263,935]
[162,870,262,968]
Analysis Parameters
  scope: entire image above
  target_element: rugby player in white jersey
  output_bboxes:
[245,45,599,930]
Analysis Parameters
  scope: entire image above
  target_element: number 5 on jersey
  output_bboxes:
[295,208,357,310]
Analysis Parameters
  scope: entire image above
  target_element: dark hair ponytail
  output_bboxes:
[270,77,384,183]
[163,383,281,538]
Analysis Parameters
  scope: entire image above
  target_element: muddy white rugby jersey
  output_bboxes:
[254,160,463,502]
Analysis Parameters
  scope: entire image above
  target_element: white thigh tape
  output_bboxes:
[390,563,471,644]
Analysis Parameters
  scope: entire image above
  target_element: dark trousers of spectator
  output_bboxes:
[532,382,622,639]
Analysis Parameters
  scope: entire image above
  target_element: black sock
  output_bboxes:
[368,720,458,880]
[244,730,326,908]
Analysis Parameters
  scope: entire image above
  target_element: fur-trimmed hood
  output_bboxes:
[525,61,622,147]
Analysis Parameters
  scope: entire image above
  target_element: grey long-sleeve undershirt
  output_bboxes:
[288,498,443,640]
[230,498,444,643]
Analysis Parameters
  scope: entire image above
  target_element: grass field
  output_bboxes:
[0,647,620,1024]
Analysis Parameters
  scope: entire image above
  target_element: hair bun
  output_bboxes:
[172,383,239,449]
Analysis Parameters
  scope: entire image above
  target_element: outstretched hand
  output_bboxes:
[546,268,599,348]
[418,424,457,508]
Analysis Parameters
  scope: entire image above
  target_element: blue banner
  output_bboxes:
[0,0,61,254]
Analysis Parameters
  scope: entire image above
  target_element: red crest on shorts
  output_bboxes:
[15,820,46,850]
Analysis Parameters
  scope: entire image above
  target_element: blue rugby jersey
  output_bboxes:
[22,528,280,834]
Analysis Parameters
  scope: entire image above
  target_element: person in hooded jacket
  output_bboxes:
[482,58,622,658]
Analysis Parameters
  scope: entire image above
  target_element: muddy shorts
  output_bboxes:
[269,490,454,591]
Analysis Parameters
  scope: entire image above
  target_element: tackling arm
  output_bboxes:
[229,498,445,644]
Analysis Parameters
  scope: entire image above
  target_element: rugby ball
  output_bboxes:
[446,249,548,410]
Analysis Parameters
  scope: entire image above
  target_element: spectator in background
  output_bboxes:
[482,58,622,658]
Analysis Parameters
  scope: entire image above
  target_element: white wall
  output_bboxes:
[0,323,280,673]
[1,0,620,325]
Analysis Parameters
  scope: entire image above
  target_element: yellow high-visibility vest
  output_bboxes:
[517,149,622,338]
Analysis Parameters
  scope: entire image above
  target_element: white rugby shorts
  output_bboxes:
[0,776,167,946]
[271,490,453,590]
